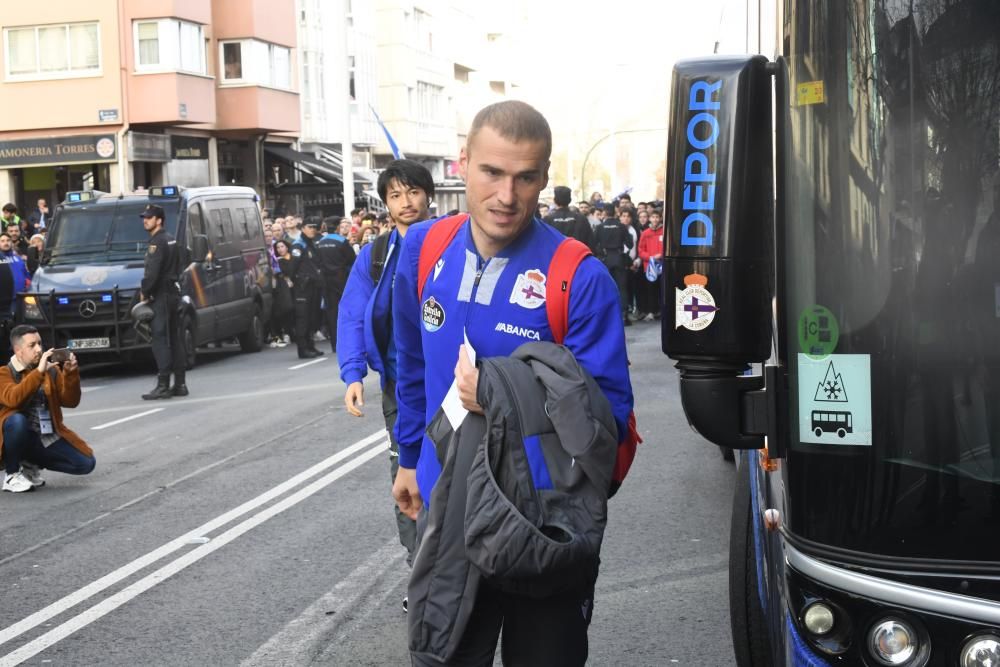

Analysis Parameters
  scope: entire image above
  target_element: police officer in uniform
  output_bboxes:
[289,217,324,359]
[594,207,634,324]
[140,204,187,399]
[315,216,356,353]
[544,185,596,252]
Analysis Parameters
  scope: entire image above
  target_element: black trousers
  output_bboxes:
[411,578,596,667]
[603,259,629,319]
[293,283,322,350]
[151,291,185,381]
[322,285,344,353]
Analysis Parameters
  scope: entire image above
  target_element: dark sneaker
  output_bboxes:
[171,384,189,397]
[142,385,174,400]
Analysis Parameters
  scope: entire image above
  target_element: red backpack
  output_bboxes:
[416,214,641,496]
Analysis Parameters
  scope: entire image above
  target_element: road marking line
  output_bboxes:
[0,411,339,569]
[90,408,164,431]
[288,357,328,370]
[80,386,107,393]
[0,429,387,652]
[0,441,387,667]
[71,381,343,418]
[241,537,407,666]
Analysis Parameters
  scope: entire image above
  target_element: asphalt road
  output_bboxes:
[0,322,736,666]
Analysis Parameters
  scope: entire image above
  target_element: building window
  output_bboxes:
[416,81,443,121]
[133,19,206,75]
[219,40,292,90]
[3,22,100,80]
[414,9,432,52]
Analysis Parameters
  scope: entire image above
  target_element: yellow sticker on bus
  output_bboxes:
[796,81,825,106]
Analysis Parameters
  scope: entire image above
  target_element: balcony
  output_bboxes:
[128,73,216,125]
[212,0,296,47]
[215,86,299,133]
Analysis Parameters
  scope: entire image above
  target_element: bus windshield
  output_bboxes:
[781,0,1000,562]
[45,200,180,265]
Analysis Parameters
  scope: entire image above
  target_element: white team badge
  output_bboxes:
[675,273,719,331]
[433,258,445,281]
[509,269,547,309]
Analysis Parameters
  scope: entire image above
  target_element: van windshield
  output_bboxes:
[45,201,180,266]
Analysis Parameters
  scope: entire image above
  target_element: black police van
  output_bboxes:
[18,186,272,367]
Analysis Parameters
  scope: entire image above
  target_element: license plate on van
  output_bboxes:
[68,337,110,350]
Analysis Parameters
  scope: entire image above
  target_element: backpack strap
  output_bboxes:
[369,231,392,284]
[417,214,468,300]
[545,238,592,345]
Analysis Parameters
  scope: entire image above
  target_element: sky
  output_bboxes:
[509,0,759,200]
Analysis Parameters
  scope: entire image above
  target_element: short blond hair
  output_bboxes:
[467,100,552,160]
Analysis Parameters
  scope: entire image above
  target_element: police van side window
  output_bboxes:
[237,207,252,242]
[187,203,205,247]
[209,208,227,244]
[242,206,262,241]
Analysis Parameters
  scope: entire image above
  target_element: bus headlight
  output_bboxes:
[803,602,835,636]
[960,634,1000,667]
[22,296,42,320]
[868,618,925,665]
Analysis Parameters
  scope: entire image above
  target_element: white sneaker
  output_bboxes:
[644,313,655,322]
[276,340,288,348]
[20,462,45,487]
[269,340,279,348]
[3,472,35,493]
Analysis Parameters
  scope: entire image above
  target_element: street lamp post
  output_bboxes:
[579,128,668,201]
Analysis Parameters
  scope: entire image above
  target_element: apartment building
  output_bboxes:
[286,0,381,219]
[0,0,299,211]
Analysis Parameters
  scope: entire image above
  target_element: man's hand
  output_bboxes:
[344,382,364,417]
[392,466,423,520]
[63,352,79,373]
[37,349,55,374]
[455,344,483,414]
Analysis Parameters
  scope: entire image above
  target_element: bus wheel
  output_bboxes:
[837,428,846,438]
[729,459,773,667]
[814,427,823,437]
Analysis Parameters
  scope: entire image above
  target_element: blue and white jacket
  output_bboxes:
[336,229,402,389]
[393,216,634,502]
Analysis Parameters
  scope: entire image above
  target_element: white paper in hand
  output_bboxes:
[441,332,477,431]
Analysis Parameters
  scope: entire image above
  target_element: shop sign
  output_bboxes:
[0,134,117,168]
[171,136,210,160]
[127,132,172,162]
[98,109,119,123]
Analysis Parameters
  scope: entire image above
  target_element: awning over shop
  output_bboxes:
[264,145,373,184]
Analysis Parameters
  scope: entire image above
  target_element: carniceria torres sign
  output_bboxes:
[0,135,118,168]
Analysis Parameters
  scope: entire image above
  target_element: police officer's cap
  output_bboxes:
[131,300,154,323]
[139,204,165,219]
[302,219,321,229]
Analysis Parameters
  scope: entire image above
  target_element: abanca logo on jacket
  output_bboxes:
[494,322,541,340]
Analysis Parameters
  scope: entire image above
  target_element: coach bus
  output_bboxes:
[662,1,1000,665]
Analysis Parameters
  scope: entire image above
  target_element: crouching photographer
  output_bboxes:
[1,325,95,493]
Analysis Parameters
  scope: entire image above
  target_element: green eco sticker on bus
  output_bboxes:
[798,305,839,359]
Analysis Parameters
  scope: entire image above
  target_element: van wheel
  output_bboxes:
[730,457,773,667]
[183,315,197,370]
[238,304,264,353]
[721,446,735,462]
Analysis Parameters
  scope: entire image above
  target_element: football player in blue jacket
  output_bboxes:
[336,160,436,582]
[392,100,634,665]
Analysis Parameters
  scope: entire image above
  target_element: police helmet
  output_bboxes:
[131,300,154,323]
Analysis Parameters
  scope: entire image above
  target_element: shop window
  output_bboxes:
[219,39,292,90]
[133,19,205,75]
[3,22,100,81]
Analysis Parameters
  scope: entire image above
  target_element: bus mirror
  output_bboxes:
[661,55,776,451]
[663,54,773,365]
[191,234,209,263]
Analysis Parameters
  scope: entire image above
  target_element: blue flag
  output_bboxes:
[370,105,405,159]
